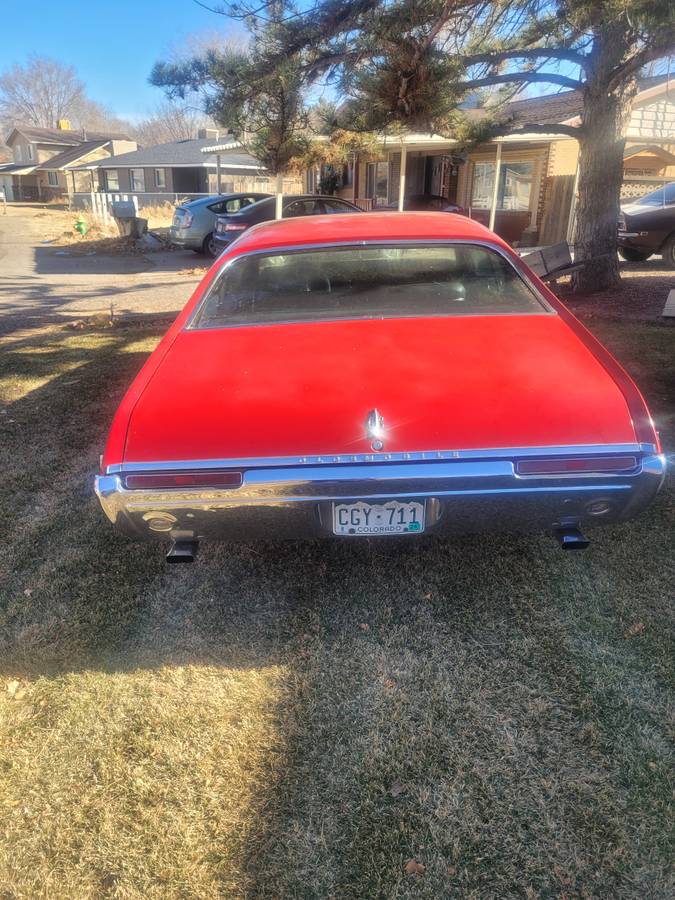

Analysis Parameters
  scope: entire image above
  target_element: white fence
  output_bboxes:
[70,191,211,219]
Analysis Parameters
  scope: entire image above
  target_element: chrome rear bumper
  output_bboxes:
[95,445,666,543]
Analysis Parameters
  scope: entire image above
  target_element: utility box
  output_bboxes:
[110,200,136,219]
[110,200,147,238]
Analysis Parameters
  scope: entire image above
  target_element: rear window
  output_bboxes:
[191,244,548,329]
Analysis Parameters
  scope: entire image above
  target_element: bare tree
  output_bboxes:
[0,56,85,129]
[133,101,215,146]
[68,97,133,135]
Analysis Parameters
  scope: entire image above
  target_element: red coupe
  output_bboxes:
[95,213,665,562]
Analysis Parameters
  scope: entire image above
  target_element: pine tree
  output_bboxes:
[247,0,674,291]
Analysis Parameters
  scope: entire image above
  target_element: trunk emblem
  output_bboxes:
[366,408,385,451]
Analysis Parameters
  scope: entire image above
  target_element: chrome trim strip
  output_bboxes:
[99,477,631,509]
[185,238,556,329]
[106,443,654,475]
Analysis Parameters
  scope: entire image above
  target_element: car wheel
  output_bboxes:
[660,233,675,270]
[202,233,219,258]
[618,247,651,263]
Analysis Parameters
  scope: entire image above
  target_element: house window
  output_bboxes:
[366,161,389,204]
[105,170,120,191]
[130,168,145,192]
[47,171,59,187]
[471,161,534,210]
[26,144,35,161]
[154,168,166,189]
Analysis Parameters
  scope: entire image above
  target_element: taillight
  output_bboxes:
[224,223,247,231]
[516,456,638,476]
[179,212,193,228]
[124,471,242,489]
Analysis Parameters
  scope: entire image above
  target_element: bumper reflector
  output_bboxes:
[517,456,638,476]
[125,471,243,490]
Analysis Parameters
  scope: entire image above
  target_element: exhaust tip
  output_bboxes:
[553,525,590,551]
[166,539,199,563]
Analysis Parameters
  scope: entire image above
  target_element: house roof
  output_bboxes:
[6,125,131,146]
[74,138,264,170]
[501,74,672,129]
[36,140,110,171]
[0,162,36,175]
[501,91,583,128]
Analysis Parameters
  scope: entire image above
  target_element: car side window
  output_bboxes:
[321,199,354,214]
[284,200,322,218]
[638,184,675,208]
[208,197,258,214]
[224,196,259,213]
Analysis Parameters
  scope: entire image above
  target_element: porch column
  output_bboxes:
[352,151,358,203]
[275,171,283,219]
[216,154,222,193]
[398,143,407,212]
[488,141,502,232]
[566,156,580,245]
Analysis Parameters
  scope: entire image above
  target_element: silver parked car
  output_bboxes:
[170,192,272,256]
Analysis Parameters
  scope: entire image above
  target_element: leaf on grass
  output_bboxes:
[447,865,457,875]
[553,865,572,886]
[6,680,21,697]
[389,781,408,797]
[384,678,396,689]
[624,622,645,638]
[23,588,33,597]
[405,859,425,876]
[358,622,369,631]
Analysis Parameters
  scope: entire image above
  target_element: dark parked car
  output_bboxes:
[170,192,272,256]
[385,194,465,213]
[618,182,675,267]
[212,194,362,254]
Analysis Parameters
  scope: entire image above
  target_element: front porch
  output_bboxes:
[336,135,557,247]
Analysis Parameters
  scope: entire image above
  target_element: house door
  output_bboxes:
[424,155,446,196]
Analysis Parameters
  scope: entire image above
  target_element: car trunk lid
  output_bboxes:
[123,314,636,463]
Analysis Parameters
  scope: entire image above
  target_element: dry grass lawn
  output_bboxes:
[33,202,176,252]
[0,313,673,898]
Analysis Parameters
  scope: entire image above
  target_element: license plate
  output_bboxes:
[332,500,425,536]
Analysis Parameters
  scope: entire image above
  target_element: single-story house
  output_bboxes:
[71,129,304,209]
[321,75,675,247]
[0,122,136,201]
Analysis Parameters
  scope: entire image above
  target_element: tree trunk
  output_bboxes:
[571,94,627,291]
[571,27,635,293]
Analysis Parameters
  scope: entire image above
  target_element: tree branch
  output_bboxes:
[606,38,675,92]
[504,122,582,138]
[461,72,583,91]
[463,47,589,70]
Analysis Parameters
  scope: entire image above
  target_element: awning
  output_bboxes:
[0,164,37,175]
[623,144,675,165]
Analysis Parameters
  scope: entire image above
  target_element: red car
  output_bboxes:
[96,213,665,562]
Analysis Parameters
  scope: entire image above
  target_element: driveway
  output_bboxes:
[0,205,203,336]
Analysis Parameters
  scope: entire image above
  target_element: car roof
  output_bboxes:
[219,194,360,218]
[224,211,506,255]
[181,192,270,208]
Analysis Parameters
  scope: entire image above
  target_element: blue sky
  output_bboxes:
[2,0,242,120]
